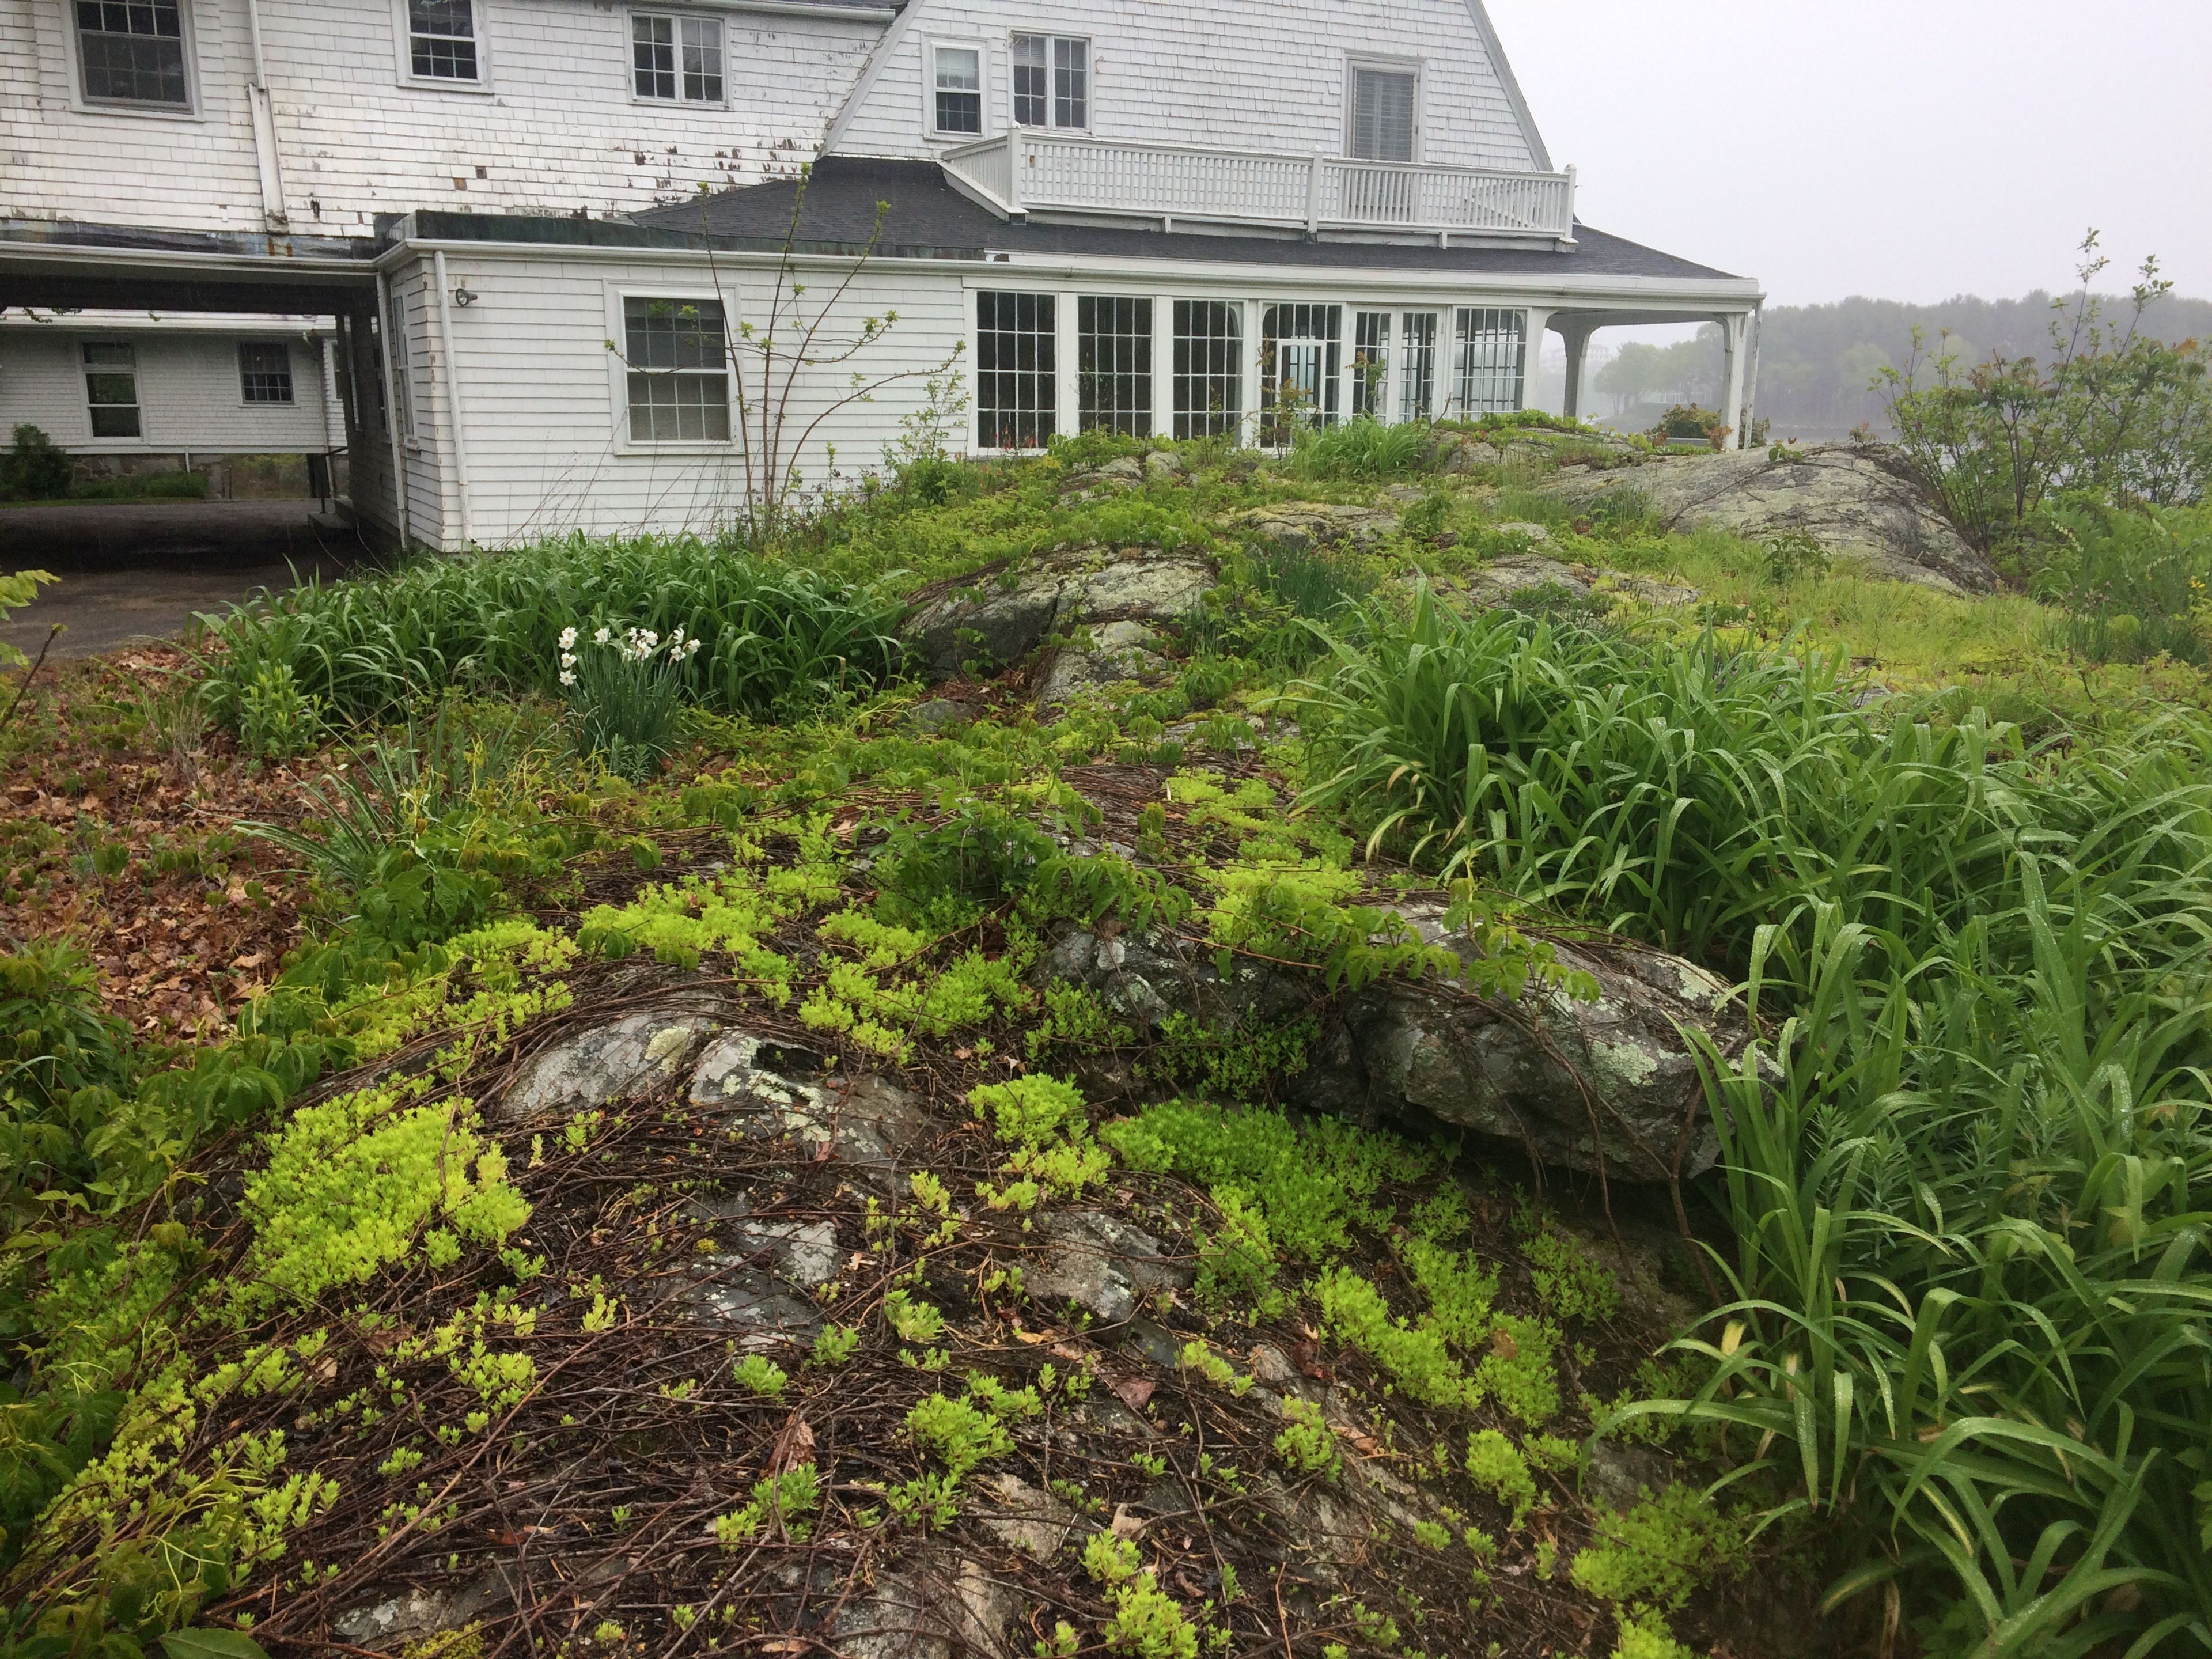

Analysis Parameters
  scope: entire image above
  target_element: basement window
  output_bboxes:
[976,291,1055,450]
[1012,33,1086,129]
[239,342,295,404]
[408,0,479,82]
[633,13,722,103]
[83,342,141,438]
[1173,301,1242,441]
[75,0,190,108]
[624,297,730,441]
[931,43,982,136]
[1452,308,1526,415]
[1077,296,1150,438]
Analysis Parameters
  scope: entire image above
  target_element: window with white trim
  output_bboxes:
[1012,33,1086,128]
[633,13,722,103]
[1261,304,1342,441]
[74,0,190,107]
[1452,308,1526,414]
[1173,301,1241,440]
[83,342,141,438]
[1348,65,1416,161]
[1077,296,1150,438]
[408,0,478,81]
[624,297,730,441]
[931,42,982,135]
[976,291,1055,450]
[1351,310,1389,420]
[239,342,294,404]
[1399,311,1438,421]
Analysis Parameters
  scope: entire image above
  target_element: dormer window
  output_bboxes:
[931,43,982,136]
[408,0,479,82]
[1348,63,1416,161]
[634,13,723,104]
[1012,33,1086,129]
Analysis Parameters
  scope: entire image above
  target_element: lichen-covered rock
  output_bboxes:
[1451,552,1699,612]
[495,1012,718,1122]
[1043,904,1740,1183]
[1236,501,1402,551]
[1539,442,1997,593]
[902,545,1215,704]
[1027,1208,1190,1323]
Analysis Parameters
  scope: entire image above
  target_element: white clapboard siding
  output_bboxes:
[383,242,967,548]
[828,0,1543,173]
[0,322,339,452]
[2,0,884,234]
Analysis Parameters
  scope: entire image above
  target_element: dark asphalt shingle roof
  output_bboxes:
[630,157,1741,281]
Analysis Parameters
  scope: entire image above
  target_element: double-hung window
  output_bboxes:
[624,297,730,441]
[634,13,722,103]
[1012,33,1086,128]
[976,291,1055,450]
[408,0,479,81]
[1452,308,1527,415]
[74,0,190,108]
[239,342,294,404]
[1348,65,1416,160]
[84,343,141,438]
[931,42,982,136]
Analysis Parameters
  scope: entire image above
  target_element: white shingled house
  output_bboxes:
[0,0,1763,548]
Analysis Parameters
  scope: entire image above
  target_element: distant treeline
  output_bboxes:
[1580,290,2212,435]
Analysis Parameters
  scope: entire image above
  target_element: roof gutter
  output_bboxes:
[694,0,895,19]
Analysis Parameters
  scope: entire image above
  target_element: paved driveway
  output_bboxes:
[2,501,365,661]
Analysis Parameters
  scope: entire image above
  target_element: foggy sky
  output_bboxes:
[1483,0,2212,307]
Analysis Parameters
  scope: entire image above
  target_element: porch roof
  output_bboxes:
[630,157,1741,283]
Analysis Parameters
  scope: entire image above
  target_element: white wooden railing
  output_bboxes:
[940,131,1575,244]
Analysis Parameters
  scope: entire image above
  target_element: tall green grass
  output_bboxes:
[196,535,907,733]
[1295,589,2212,1654]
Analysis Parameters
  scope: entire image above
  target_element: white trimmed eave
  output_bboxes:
[384,233,1764,315]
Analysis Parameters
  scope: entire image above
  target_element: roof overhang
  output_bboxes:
[0,226,378,313]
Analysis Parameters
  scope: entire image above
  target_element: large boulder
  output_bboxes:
[1539,442,1997,594]
[902,545,1214,706]
[1040,900,1740,1183]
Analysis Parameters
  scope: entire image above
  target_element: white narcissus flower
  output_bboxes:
[560,652,576,669]
[594,626,612,645]
[559,669,577,687]
[559,626,578,650]
[686,638,702,657]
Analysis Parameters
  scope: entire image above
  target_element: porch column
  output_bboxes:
[1553,317,1597,421]
[1719,312,1750,450]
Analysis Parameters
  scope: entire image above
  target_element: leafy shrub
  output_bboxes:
[198,537,906,735]
[1648,406,1726,445]
[1759,529,1830,586]
[1290,415,1434,479]
[2033,500,2212,664]
[0,424,71,501]
[236,660,324,758]
[873,801,1058,922]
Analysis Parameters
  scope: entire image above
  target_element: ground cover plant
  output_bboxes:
[5,413,2212,1659]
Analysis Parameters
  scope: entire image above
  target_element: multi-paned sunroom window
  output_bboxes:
[976,291,1055,450]
[1077,296,1150,438]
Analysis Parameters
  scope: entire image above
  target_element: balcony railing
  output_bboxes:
[941,131,1575,245]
